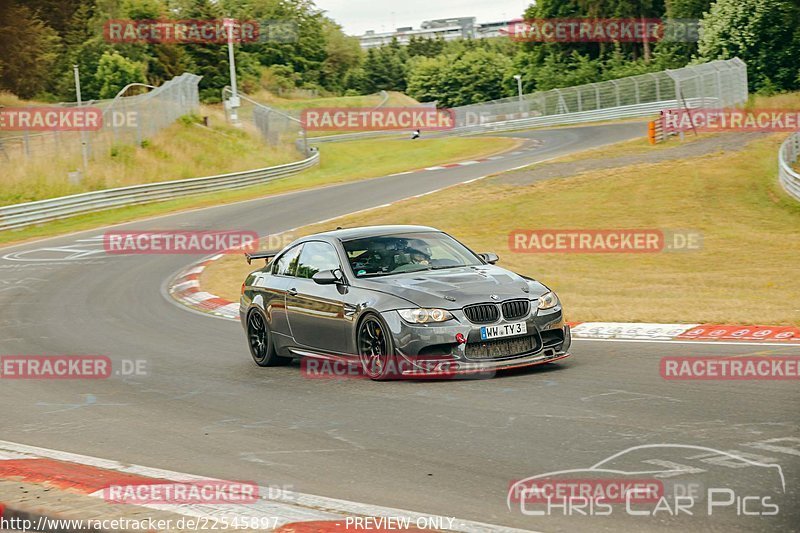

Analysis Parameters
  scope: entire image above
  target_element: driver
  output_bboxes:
[405,239,432,266]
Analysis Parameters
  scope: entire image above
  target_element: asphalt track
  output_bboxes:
[0,122,798,532]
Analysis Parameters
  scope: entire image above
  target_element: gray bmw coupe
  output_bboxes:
[240,225,571,379]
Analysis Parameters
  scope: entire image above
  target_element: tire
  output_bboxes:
[356,313,398,380]
[246,308,292,367]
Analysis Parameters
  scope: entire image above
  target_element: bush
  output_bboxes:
[698,0,800,93]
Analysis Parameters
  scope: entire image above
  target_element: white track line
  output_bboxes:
[0,440,537,533]
[574,338,800,348]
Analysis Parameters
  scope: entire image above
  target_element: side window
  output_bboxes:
[296,241,341,279]
[272,245,303,277]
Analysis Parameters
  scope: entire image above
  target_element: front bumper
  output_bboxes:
[383,306,571,376]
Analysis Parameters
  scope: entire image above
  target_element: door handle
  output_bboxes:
[287,288,298,296]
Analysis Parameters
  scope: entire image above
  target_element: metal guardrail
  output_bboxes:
[451,59,747,129]
[309,59,747,143]
[225,89,392,148]
[308,130,404,144]
[222,87,309,155]
[306,100,705,142]
[0,152,319,231]
[376,90,390,107]
[451,99,712,135]
[778,132,800,202]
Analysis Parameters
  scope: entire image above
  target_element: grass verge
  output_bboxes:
[0,106,297,206]
[0,135,518,247]
[246,90,418,112]
[203,133,800,325]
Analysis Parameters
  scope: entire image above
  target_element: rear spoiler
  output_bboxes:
[245,250,280,265]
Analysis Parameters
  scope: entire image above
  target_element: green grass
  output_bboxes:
[0,91,24,106]
[0,106,297,206]
[0,135,518,247]
[247,90,419,112]
[748,92,800,109]
[205,133,800,325]
[238,90,423,136]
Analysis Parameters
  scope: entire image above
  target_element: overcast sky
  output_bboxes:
[314,0,531,36]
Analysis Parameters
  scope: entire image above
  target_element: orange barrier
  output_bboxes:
[648,119,664,144]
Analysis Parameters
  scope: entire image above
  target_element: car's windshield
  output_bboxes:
[343,231,482,277]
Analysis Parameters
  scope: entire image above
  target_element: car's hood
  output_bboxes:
[356,265,549,308]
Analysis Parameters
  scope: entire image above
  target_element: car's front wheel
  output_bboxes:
[247,308,291,367]
[357,313,397,380]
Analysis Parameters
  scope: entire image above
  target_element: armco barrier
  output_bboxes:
[449,99,695,134]
[778,132,800,202]
[0,152,319,231]
[305,101,677,143]
[308,130,404,144]
[451,59,746,129]
[309,59,747,143]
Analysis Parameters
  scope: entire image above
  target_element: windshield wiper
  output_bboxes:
[358,265,466,277]
[429,265,465,270]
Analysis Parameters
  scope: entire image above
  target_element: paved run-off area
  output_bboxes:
[1,123,797,532]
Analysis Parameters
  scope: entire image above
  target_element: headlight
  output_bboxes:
[537,291,559,310]
[398,308,454,324]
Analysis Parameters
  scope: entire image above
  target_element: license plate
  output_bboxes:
[480,321,527,340]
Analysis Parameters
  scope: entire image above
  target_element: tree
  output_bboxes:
[22,0,85,36]
[448,49,513,106]
[406,56,449,103]
[0,3,60,98]
[407,36,445,58]
[146,45,196,86]
[320,20,363,93]
[665,0,713,18]
[226,0,329,90]
[121,0,163,19]
[94,50,146,98]
[651,0,713,69]
[697,0,800,93]
[407,49,514,107]
[362,40,408,92]
[57,36,114,101]
[171,0,229,101]
[532,51,601,91]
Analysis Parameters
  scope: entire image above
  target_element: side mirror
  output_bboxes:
[312,269,343,285]
[479,252,499,264]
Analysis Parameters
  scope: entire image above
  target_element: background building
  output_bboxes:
[359,17,511,49]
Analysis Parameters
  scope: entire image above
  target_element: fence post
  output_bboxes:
[555,89,568,114]
[651,73,660,101]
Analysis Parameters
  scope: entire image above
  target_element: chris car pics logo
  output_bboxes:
[508,444,787,517]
